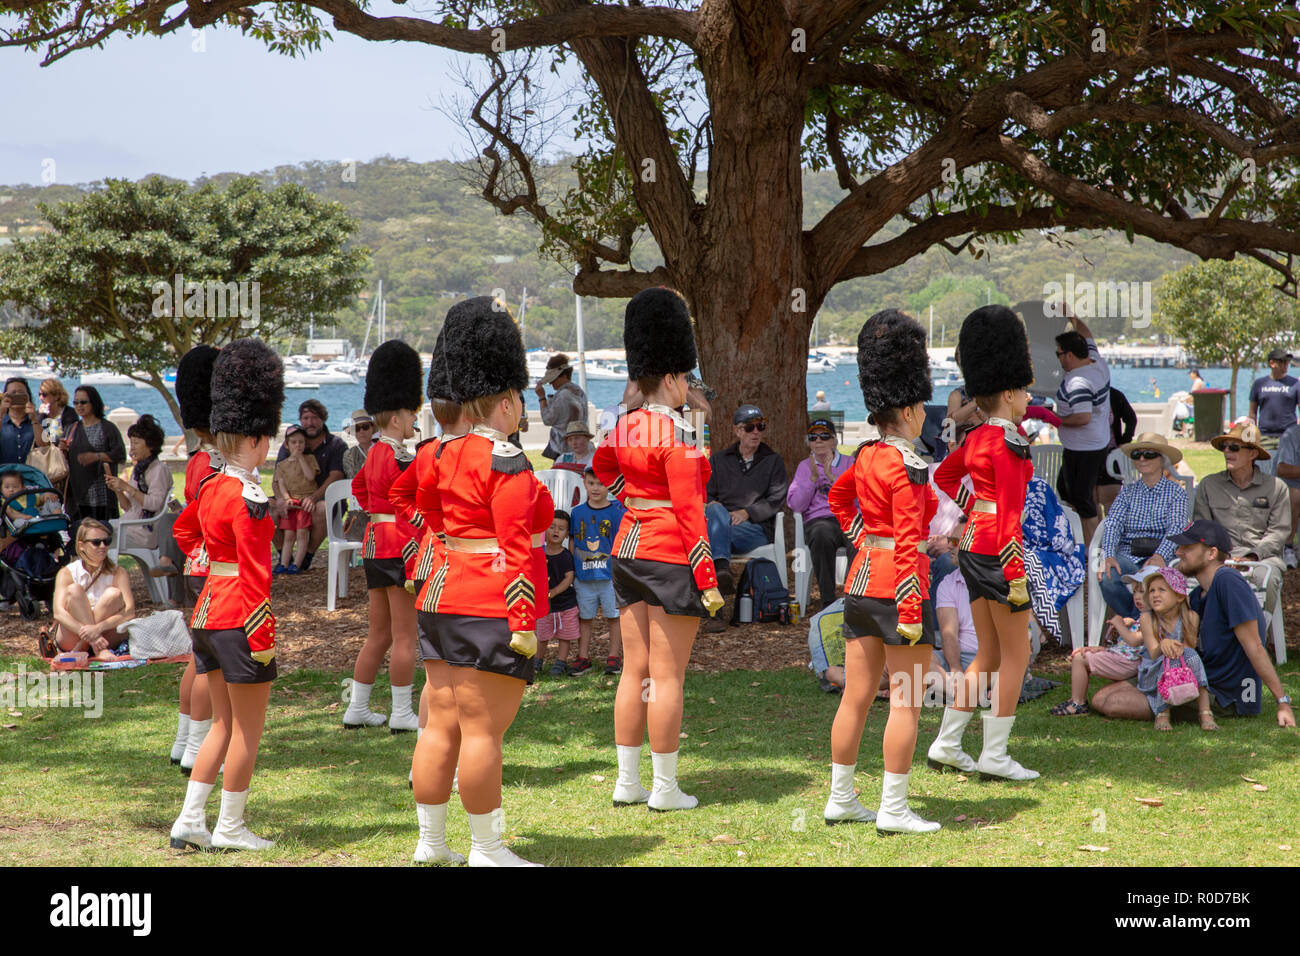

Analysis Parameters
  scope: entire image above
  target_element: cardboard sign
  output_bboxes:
[1012,299,1071,398]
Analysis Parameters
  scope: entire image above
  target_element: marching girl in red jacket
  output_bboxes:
[591,288,724,812]
[343,341,424,732]
[825,310,941,834]
[169,345,220,773]
[169,339,284,851]
[927,305,1038,781]
[412,297,553,866]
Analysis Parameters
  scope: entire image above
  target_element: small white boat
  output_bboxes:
[283,380,322,390]
[807,354,837,374]
[584,359,628,380]
[80,371,140,386]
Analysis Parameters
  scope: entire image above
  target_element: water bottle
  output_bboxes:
[738,595,753,623]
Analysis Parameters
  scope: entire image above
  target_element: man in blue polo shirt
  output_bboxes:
[1172,520,1294,724]
[1249,347,1299,467]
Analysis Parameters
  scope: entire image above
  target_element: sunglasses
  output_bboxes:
[1130,449,1162,460]
[73,400,89,406]
[741,422,766,433]
[1222,442,1245,453]
[807,433,834,442]
[354,423,373,431]
[83,537,110,547]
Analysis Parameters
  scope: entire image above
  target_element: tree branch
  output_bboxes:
[572,265,672,297]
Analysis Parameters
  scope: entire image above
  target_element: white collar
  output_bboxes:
[643,404,695,434]
[224,462,259,483]
[471,424,511,443]
[987,417,1016,429]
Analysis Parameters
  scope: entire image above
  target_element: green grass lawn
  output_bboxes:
[2,657,1296,866]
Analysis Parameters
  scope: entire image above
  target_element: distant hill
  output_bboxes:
[0,158,1196,351]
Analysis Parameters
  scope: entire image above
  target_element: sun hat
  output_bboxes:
[1119,431,1182,466]
[1146,566,1188,597]
[1210,421,1270,460]
[539,353,573,387]
[564,420,593,439]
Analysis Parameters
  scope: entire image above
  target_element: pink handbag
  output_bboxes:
[1157,655,1199,707]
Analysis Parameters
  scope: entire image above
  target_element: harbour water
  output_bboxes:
[29,362,1264,435]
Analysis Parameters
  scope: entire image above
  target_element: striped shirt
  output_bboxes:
[1100,475,1188,563]
[1056,338,1111,451]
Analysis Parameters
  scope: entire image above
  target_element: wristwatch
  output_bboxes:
[1278,695,1292,705]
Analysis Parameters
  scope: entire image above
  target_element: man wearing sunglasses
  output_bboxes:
[1193,422,1290,610]
[786,416,854,612]
[703,404,789,608]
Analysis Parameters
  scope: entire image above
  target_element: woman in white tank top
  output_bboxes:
[52,519,135,660]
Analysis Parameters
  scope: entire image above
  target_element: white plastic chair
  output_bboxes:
[324,480,363,611]
[1085,523,1109,647]
[1059,504,1087,652]
[537,468,586,511]
[732,514,789,592]
[792,511,847,611]
[109,500,177,606]
[1030,444,1064,487]
[1227,560,1287,665]
[1105,448,1137,484]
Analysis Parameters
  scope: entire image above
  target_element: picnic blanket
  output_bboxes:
[50,653,189,671]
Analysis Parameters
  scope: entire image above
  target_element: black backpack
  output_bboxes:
[731,558,789,625]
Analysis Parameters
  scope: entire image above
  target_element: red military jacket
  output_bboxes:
[414,429,553,633]
[933,418,1032,582]
[828,436,937,626]
[591,404,717,592]
[353,435,421,574]
[172,465,276,658]
[389,436,440,586]
[179,445,223,577]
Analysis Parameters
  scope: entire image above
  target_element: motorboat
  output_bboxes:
[807,353,837,374]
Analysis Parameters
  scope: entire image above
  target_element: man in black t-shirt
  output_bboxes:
[270,398,347,571]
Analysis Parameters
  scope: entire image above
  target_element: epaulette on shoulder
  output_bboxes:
[240,473,269,520]
[1001,421,1031,460]
[491,439,532,476]
[884,436,930,485]
[416,436,438,451]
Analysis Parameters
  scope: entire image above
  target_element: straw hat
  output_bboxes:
[1209,421,1270,460]
[564,420,593,439]
[344,409,373,434]
[1119,431,1182,466]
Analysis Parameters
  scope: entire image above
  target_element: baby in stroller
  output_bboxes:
[0,464,71,620]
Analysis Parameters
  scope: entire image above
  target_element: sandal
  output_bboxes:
[1199,710,1219,731]
[37,626,58,659]
[1153,712,1172,731]
[1049,699,1089,716]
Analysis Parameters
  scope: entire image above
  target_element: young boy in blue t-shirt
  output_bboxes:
[570,467,628,675]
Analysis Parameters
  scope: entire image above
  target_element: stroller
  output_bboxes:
[0,463,73,621]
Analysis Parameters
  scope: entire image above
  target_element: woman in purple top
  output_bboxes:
[786,417,856,610]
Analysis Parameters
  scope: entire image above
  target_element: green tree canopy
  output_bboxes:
[0,175,368,429]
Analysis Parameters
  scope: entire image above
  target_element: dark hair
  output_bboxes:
[1055,331,1088,360]
[552,509,570,527]
[298,398,328,423]
[583,465,597,478]
[3,377,31,403]
[74,385,105,419]
[127,414,165,455]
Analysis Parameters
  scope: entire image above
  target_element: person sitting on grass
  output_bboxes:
[51,518,135,660]
[571,467,627,675]
[1051,566,1157,716]
[1136,568,1216,732]
[537,510,581,677]
[272,426,319,574]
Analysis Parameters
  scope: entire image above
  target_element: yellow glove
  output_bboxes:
[404,579,416,595]
[509,630,538,659]
[1007,576,1029,607]
[701,588,725,617]
[249,648,276,666]
[896,621,923,645]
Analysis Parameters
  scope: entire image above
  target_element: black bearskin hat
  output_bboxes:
[426,329,451,403]
[956,305,1034,396]
[364,339,423,415]
[856,309,932,413]
[209,338,284,438]
[441,296,528,403]
[624,287,697,381]
[175,344,219,432]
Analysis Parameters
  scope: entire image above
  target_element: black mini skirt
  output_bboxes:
[843,595,937,646]
[364,556,407,591]
[191,628,278,684]
[611,556,708,619]
[958,551,1030,613]
[416,611,531,683]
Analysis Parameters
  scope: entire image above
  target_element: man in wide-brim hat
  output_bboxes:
[535,352,587,461]
[1194,421,1290,604]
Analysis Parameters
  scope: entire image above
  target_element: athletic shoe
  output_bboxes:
[549,660,567,678]
[1286,546,1297,570]
[568,658,593,677]
[272,563,287,576]
[604,656,622,676]
[284,564,300,575]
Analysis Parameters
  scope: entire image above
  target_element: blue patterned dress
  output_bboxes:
[1021,476,1085,642]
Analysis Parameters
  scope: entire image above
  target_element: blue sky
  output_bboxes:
[1,13,571,186]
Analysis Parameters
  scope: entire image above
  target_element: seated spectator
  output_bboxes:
[1271,419,1300,567]
[63,385,127,524]
[1092,521,1294,726]
[1098,432,1189,617]
[273,425,320,574]
[37,377,78,441]
[934,557,978,682]
[1052,566,1157,716]
[807,596,847,693]
[0,377,44,466]
[104,414,172,552]
[270,399,346,572]
[926,468,966,591]
[555,420,595,467]
[51,518,135,660]
[785,416,854,611]
[1192,423,1289,610]
[705,403,789,596]
[341,409,374,544]
[1022,474,1085,645]
[810,390,831,412]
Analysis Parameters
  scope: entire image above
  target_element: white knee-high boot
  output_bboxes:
[389,683,418,733]
[169,779,214,849]
[647,751,697,811]
[413,803,466,864]
[211,789,274,851]
[927,707,978,773]
[180,717,211,775]
[823,763,875,823]
[977,714,1039,780]
[612,745,650,805]
[171,713,191,764]
[342,680,387,728]
[875,771,940,834]
[466,810,540,867]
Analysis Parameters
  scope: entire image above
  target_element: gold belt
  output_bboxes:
[370,513,396,524]
[861,533,928,554]
[444,534,544,553]
[209,561,238,576]
[626,497,673,510]
[971,500,997,514]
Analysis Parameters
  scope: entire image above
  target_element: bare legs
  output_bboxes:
[412,661,461,805]
[967,597,1030,716]
[448,668,525,815]
[56,583,124,659]
[614,602,698,751]
[191,669,270,792]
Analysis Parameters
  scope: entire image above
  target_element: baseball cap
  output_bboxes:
[808,416,836,435]
[733,404,764,425]
[1267,347,1292,362]
[1120,565,1164,588]
[1168,519,1232,554]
